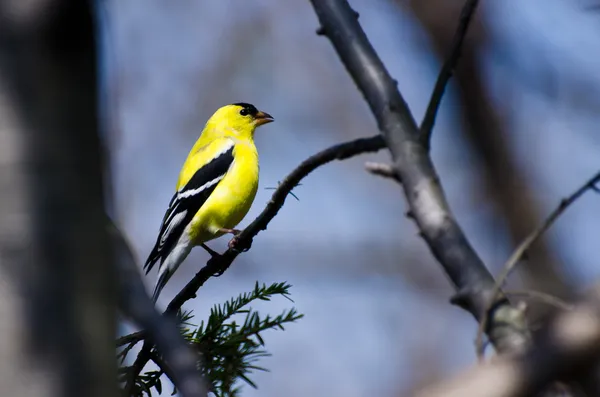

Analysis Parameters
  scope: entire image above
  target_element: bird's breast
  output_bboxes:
[190,143,259,242]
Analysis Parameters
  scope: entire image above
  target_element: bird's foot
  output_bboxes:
[218,228,242,236]
[227,235,252,252]
[216,228,247,251]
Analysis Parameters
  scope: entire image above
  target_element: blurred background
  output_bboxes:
[100,0,600,395]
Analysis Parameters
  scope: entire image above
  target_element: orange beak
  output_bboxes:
[255,111,274,126]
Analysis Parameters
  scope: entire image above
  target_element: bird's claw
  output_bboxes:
[228,236,252,252]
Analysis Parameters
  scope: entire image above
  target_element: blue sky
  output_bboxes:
[101,0,600,395]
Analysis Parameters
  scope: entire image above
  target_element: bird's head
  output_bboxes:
[206,102,274,139]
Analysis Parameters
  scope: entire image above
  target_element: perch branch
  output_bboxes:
[419,0,480,149]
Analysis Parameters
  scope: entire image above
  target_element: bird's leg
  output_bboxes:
[200,243,221,258]
[218,228,251,252]
[218,228,242,236]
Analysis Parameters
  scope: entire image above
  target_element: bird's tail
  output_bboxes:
[151,267,173,303]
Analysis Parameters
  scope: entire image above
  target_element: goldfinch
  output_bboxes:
[144,103,274,302]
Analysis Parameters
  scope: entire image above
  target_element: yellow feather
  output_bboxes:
[187,138,259,243]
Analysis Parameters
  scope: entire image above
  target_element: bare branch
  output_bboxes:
[116,330,145,348]
[505,290,574,312]
[309,0,530,355]
[476,170,600,358]
[415,284,600,397]
[125,341,152,396]
[419,0,480,149]
[149,351,180,394]
[365,161,401,182]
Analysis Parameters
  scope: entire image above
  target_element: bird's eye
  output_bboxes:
[239,108,249,116]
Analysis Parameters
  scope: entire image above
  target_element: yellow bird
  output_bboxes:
[144,103,274,302]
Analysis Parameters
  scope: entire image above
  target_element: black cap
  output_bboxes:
[232,102,258,117]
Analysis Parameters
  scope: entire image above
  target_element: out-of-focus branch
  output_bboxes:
[419,0,479,149]
[110,220,207,397]
[415,284,600,397]
[476,170,600,357]
[0,1,114,396]
[309,0,531,355]
[505,290,574,312]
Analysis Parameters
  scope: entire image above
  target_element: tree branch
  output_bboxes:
[116,330,145,348]
[476,170,600,358]
[149,351,181,395]
[504,290,574,312]
[124,341,152,396]
[419,0,479,149]
[365,161,401,182]
[309,0,530,355]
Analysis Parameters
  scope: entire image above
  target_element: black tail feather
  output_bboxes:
[151,267,171,303]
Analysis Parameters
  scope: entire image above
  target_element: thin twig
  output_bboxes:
[125,341,152,396]
[505,290,574,312]
[419,0,480,149]
[150,351,178,393]
[116,330,145,347]
[365,161,401,182]
[475,170,600,359]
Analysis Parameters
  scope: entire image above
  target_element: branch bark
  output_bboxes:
[309,0,530,355]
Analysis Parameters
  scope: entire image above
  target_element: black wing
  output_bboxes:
[144,143,235,273]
